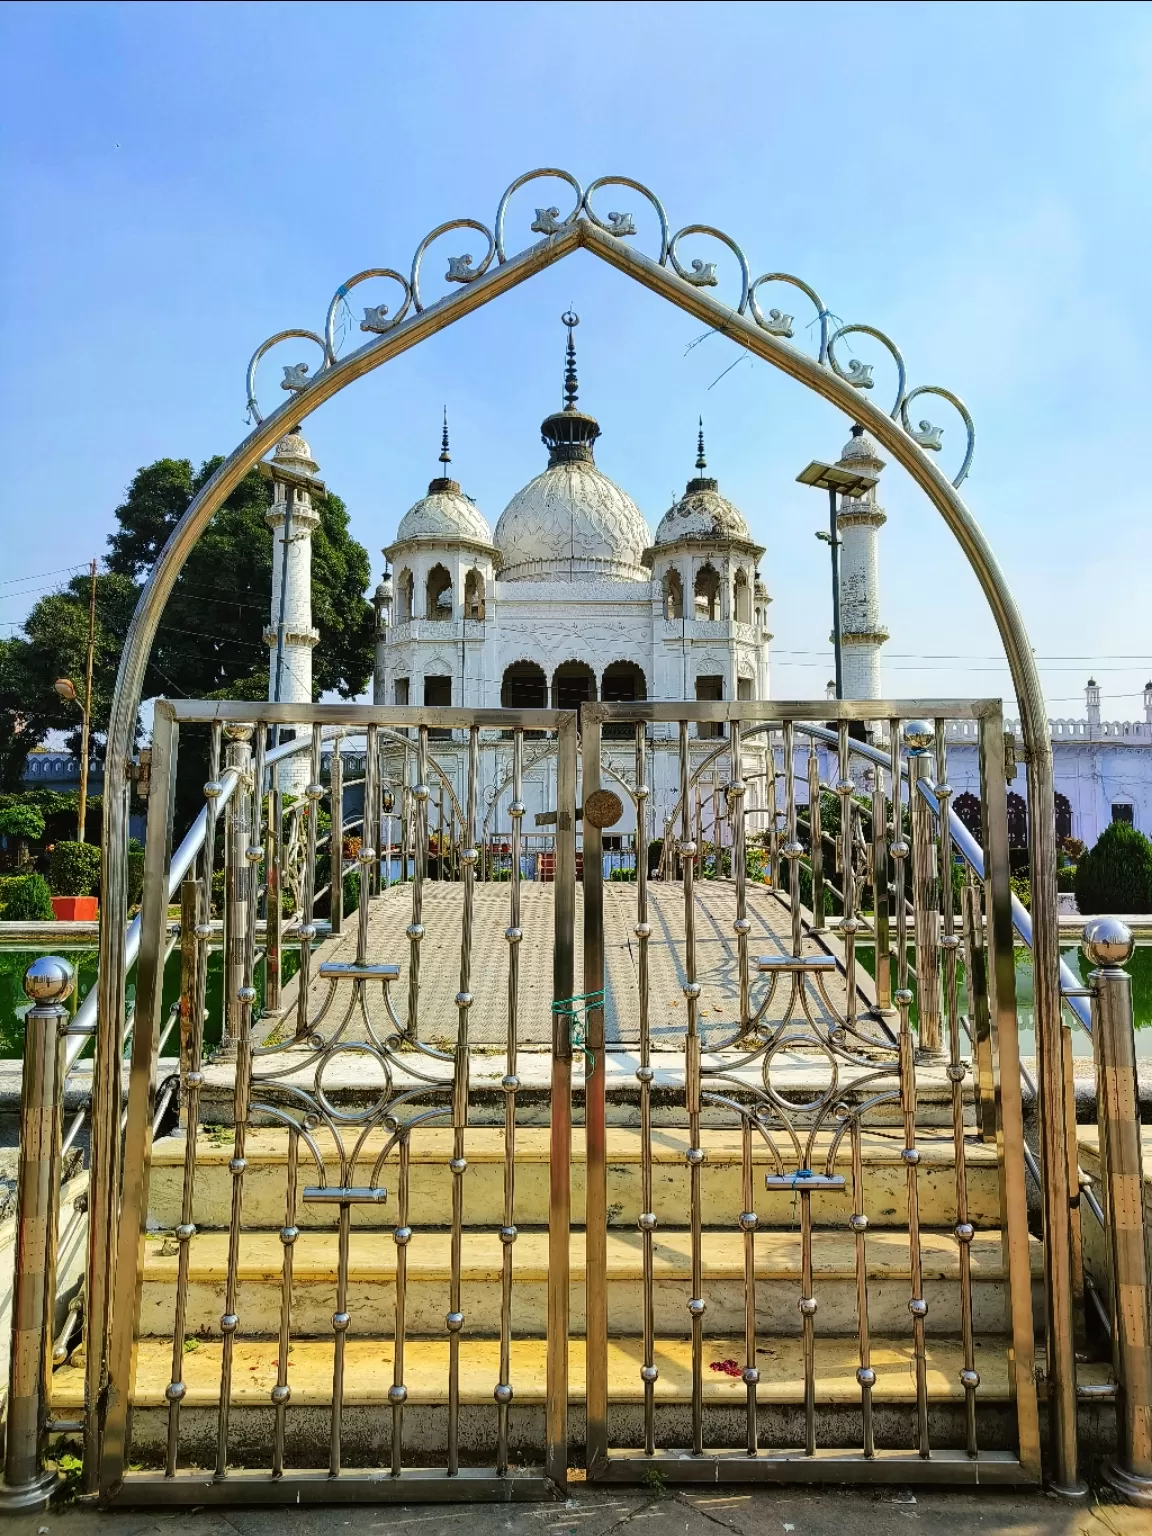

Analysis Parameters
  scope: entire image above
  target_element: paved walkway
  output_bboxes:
[284,879,871,1049]
[11,1483,1148,1535]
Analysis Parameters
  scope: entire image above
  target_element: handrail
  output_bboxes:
[791,723,1093,1035]
[65,728,324,1069]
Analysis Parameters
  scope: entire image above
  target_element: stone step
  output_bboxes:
[197,1048,972,1128]
[149,1126,1003,1231]
[137,1227,1041,1340]
[56,1336,1101,1464]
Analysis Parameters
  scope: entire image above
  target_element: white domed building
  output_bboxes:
[370,317,774,836]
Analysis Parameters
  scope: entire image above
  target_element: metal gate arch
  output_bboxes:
[89,169,1075,1494]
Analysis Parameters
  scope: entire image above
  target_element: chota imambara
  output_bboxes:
[256,314,1152,853]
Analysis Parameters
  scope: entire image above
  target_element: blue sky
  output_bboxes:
[1,0,1150,716]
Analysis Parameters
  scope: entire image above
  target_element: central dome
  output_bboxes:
[494,313,651,583]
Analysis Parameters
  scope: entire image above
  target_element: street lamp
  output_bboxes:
[53,677,90,843]
[795,452,878,699]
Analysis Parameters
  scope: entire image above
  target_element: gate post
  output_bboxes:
[220,723,253,1057]
[0,958,76,1511]
[1085,918,1152,1506]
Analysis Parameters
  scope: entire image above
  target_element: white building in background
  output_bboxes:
[366,316,773,838]
[261,316,1151,851]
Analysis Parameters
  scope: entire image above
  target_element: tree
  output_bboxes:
[105,456,373,702]
[0,803,45,868]
[0,455,374,794]
[1073,821,1152,915]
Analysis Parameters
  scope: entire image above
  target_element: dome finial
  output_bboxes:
[695,417,707,472]
[561,310,580,411]
[439,407,451,468]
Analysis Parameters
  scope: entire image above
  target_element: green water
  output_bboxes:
[0,947,300,1061]
[855,944,1152,1058]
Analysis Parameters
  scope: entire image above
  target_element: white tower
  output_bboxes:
[263,427,322,792]
[1086,677,1102,734]
[835,424,888,700]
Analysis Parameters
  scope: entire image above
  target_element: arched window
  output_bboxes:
[601,660,647,703]
[500,660,547,709]
[1054,792,1073,842]
[663,568,683,620]
[733,568,751,624]
[397,569,414,623]
[426,564,453,620]
[552,659,597,712]
[694,562,721,621]
[602,660,647,740]
[954,792,982,841]
[464,568,485,621]
[1007,792,1028,849]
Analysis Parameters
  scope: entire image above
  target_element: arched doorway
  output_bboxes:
[1007,791,1028,849]
[552,659,597,713]
[425,564,453,619]
[464,568,485,620]
[1054,792,1072,842]
[663,569,683,619]
[694,562,720,620]
[733,567,751,623]
[954,791,982,840]
[500,659,546,709]
[601,660,646,739]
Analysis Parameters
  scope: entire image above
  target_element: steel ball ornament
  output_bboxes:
[22,956,75,1005]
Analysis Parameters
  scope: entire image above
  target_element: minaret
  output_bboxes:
[263,427,322,791]
[1086,677,1101,735]
[835,425,888,700]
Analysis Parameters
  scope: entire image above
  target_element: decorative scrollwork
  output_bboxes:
[827,323,907,419]
[495,168,583,262]
[324,268,412,360]
[900,385,976,488]
[410,219,496,313]
[667,225,751,313]
[241,167,974,482]
[749,274,831,361]
[583,175,670,264]
[245,329,329,426]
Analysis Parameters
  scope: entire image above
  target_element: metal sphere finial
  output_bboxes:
[1082,916,1134,969]
[23,955,76,1005]
[902,720,934,753]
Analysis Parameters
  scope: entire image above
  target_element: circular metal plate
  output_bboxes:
[584,788,623,829]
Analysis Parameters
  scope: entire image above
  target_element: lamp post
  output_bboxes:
[52,677,89,844]
[795,454,878,700]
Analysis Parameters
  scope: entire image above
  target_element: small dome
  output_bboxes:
[654,476,751,545]
[394,477,493,546]
[838,423,884,470]
[272,427,318,474]
[495,461,651,581]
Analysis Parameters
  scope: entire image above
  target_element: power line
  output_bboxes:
[0,563,89,590]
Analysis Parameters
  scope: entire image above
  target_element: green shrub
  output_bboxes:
[1056,864,1077,893]
[0,804,46,842]
[0,804,46,867]
[0,873,54,920]
[1010,871,1031,909]
[127,843,145,908]
[48,841,102,897]
[342,870,360,915]
[609,866,637,882]
[1074,822,1152,915]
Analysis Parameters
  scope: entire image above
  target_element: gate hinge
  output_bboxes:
[128,748,152,800]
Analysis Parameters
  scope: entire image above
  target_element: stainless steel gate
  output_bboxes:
[99,701,578,1505]
[579,699,1040,1485]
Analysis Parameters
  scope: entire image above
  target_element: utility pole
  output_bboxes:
[76,560,97,844]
